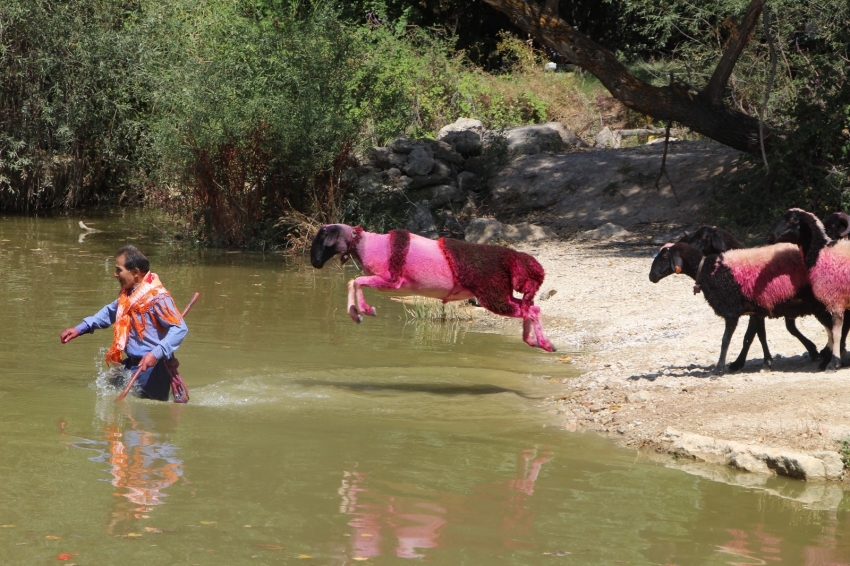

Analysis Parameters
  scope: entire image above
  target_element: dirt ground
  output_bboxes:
[478,233,850,482]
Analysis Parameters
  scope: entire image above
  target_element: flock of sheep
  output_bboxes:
[650,209,850,375]
[309,209,850,378]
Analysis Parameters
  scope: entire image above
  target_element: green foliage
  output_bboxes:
[140,0,366,246]
[838,435,850,469]
[702,3,850,228]
[0,0,149,210]
[341,187,411,234]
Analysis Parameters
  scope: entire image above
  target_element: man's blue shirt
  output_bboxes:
[75,295,188,360]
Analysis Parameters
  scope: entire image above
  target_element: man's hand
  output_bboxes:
[60,328,80,344]
[137,352,158,372]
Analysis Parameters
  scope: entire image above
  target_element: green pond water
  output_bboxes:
[1,211,849,565]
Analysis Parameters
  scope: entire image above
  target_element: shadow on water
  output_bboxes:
[295,379,542,399]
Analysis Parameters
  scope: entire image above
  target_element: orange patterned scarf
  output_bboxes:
[105,272,183,365]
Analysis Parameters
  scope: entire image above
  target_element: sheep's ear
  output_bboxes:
[672,251,684,274]
[711,230,728,252]
[322,225,341,249]
[840,217,850,238]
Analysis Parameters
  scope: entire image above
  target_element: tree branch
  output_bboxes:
[702,0,766,106]
[482,0,765,153]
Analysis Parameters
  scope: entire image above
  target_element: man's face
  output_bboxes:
[114,254,140,291]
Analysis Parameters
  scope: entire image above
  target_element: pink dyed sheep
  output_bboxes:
[649,241,832,375]
[768,208,850,370]
[310,224,555,352]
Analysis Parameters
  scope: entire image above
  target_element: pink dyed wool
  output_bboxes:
[810,240,850,313]
[722,243,809,311]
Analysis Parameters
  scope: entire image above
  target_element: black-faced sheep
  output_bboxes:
[310,224,555,352]
[680,225,825,368]
[824,211,850,241]
[649,241,832,375]
[768,208,850,370]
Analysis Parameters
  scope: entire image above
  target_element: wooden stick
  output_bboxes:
[115,292,200,402]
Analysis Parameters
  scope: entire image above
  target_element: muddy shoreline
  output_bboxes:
[483,237,850,482]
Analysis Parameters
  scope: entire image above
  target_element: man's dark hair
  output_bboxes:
[116,245,150,273]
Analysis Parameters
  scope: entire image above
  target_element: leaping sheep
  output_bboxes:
[310,224,555,352]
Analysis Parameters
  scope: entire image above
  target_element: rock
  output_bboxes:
[428,184,463,207]
[437,118,484,155]
[438,117,485,138]
[464,218,554,244]
[407,172,453,190]
[626,391,651,403]
[465,218,503,244]
[354,172,386,194]
[595,126,621,148]
[404,147,435,176]
[406,202,438,238]
[579,223,631,241]
[812,451,846,480]
[501,222,555,242]
[430,159,452,179]
[457,171,480,192]
[432,140,465,166]
[662,428,846,481]
[364,147,407,169]
[436,209,463,235]
[389,136,416,154]
[504,122,582,155]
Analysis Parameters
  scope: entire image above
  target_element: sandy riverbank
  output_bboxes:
[491,236,850,483]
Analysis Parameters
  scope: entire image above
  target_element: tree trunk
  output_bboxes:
[481,0,766,153]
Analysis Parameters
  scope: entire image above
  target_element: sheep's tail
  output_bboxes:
[512,254,545,306]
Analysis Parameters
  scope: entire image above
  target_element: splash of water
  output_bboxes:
[90,347,131,399]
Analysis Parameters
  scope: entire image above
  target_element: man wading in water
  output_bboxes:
[60,246,189,401]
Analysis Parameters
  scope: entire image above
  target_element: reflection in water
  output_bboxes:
[718,517,850,566]
[337,446,551,560]
[69,403,184,534]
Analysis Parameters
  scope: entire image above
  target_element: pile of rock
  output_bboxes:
[350,118,583,241]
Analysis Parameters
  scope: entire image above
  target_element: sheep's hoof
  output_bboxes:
[728,360,744,372]
[364,306,376,317]
[348,306,362,323]
[759,361,772,373]
[825,357,841,372]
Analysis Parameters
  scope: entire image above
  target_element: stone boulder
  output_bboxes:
[465,218,555,245]
[505,122,585,155]
[437,118,484,155]
[579,223,631,241]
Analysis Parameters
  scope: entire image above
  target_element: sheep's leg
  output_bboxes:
[484,297,554,352]
[347,275,406,323]
[526,305,555,352]
[783,316,820,360]
[755,318,772,371]
[841,312,850,361]
[826,312,844,372]
[815,311,834,362]
[729,316,766,371]
[347,279,363,323]
[713,317,739,376]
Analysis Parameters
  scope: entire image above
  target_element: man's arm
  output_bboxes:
[60,300,118,344]
[149,296,189,361]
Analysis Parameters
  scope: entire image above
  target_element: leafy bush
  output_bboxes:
[141,0,364,247]
[0,0,149,210]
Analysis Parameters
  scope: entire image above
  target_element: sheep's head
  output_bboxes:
[824,212,850,241]
[680,226,729,255]
[311,224,355,268]
[767,209,806,245]
[649,243,684,283]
